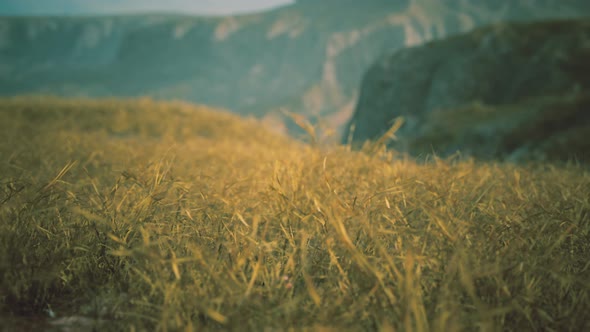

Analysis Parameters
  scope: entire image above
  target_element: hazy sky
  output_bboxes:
[0,0,295,16]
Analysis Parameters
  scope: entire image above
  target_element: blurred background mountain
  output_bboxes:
[1,0,589,161]
[345,18,590,163]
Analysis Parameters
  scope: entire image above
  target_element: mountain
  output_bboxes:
[345,18,590,163]
[1,0,590,135]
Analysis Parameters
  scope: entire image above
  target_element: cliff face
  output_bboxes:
[345,19,590,163]
[1,0,590,134]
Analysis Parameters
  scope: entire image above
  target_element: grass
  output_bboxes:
[1,96,589,331]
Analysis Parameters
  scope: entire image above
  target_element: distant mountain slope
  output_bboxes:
[345,18,590,163]
[1,0,590,134]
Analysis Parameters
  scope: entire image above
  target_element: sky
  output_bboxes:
[0,0,295,16]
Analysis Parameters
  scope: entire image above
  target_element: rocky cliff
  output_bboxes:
[345,18,590,163]
[1,0,590,135]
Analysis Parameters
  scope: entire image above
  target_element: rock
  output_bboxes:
[345,18,590,164]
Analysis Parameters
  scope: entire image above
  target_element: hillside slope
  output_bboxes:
[345,18,590,163]
[1,97,590,330]
[1,0,590,134]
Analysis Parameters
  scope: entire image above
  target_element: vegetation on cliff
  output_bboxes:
[345,18,590,163]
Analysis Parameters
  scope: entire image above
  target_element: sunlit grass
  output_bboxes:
[1,96,589,331]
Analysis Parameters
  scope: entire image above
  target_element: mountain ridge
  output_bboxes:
[1,1,589,134]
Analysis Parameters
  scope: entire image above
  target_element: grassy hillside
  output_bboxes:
[0,97,589,331]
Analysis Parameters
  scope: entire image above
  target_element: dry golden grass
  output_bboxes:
[1,96,589,331]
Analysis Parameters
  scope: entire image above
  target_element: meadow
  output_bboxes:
[0,97,589,331]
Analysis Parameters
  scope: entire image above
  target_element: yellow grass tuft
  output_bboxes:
[0,96,589,331]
